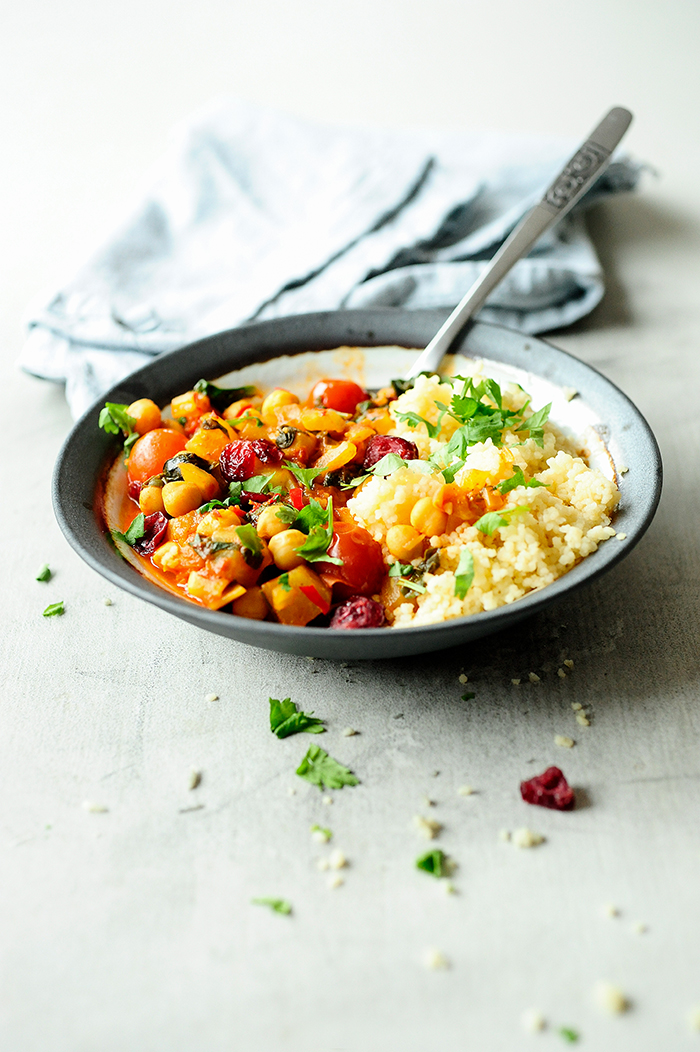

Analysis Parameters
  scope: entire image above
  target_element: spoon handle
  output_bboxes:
[406,106,633,379]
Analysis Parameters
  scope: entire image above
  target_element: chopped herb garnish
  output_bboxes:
[98,402,136,436]
[394,402,449,440]
[369,452,407,476]
[461,692,476,701]
[43,601,65,618]
[197,497,237,513]
[113,513,146,547]
[235,524,262,560]
[454,548,474,599]
[558,1028,579,1044]
[295,497,342,565]
[296,744,359,790]
[388,562,413,578]
[193,378,256,411]
[474,505,530,536]
[99,402,138,452]
[188,535,234,557]
[278,572,291,593]
[36,564,51,582]
[515,402,551,448]
[496,465,547,495]
[416,848,449,877]
[269,697,325,738]
[274,504,298,524]
[284,462,323,489]
[251,897,292,915]
[398,578,426,594]
[310,824,332,841]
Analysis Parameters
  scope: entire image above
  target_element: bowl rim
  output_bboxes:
[52,308,663,658]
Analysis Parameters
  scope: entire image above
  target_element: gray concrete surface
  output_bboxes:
[1,2,700,1049]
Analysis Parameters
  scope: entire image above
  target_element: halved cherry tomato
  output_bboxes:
[310,379,368,415]
[127,429,188,485]
[317,522,384,598]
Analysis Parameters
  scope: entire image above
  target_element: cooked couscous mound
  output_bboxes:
[347,373,619,627]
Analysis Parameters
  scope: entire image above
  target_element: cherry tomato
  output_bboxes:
[127,429,188,484]
[311,379,368,415]
[317,522,384,598]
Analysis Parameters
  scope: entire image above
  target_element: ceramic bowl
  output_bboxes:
[53,309,662,659]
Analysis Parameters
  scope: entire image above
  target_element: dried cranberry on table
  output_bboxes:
[132,512,169,556]
[330,596,385,629]
[363,435,419,470]
[520,767,575,811]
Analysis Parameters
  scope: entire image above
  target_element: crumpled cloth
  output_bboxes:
[19,98,642,418]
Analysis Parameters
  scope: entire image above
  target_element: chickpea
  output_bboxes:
[256,504,291,540]
[178,463,219,502]
[139,484,165,515]
[410,497,448,538]
[162,481,203,517]
[269,529,307,571]
[261,388,299,426]
[231,585,269,620]
[127,398,163,435]
[386,524,424,561]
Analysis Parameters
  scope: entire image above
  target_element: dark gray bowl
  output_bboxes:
[53,309,662,659]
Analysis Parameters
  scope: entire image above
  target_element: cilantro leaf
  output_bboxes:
[461,691,476,701]
[454,548,474,599]
[251,897,292,915]
[495,465,547,495]
[515,402,551,447]
[394,402,448,440]
[368,452,408,477]
[474,506,530,536]
[310,823,332,841]
[36,564,51,582]
[113,513,146,546]
[98,402,136,437]
[243,473,273,494]
[296,744,359,790]
[278,572,291,592]
[269,697,325,738]
[416,848,449,877]
[193,378,256,411]
[293,498,329,534]
[388,562,413,577]
[197,497,237,513]
[473,511,507,536]
[43,601,65,617]
[558,1028,579,1044]
[295,497,342,565]
[284,462,323,489]
[274,504,298,524]
[235,524,262,560]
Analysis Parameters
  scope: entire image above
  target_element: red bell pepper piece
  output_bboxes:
[300,584,330,616]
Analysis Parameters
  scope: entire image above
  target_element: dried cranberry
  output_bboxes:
[128,480,143,501]
[132,511,169,556]
[363,435,419,469]
[520,767,575,811]
[250,439,282,466]
[219,441,256,482]
[330,596,385,629]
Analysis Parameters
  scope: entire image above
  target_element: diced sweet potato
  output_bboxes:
[261,565,332,626]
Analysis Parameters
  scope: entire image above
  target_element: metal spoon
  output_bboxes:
[406,106,633,379]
